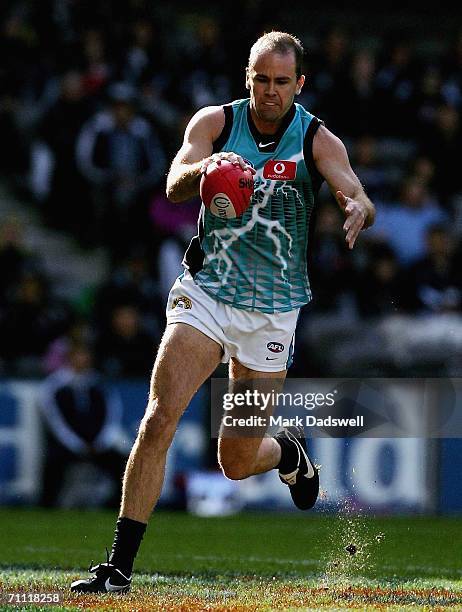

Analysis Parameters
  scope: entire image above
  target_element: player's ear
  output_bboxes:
[245,67,250,90]
[295,74,306,95]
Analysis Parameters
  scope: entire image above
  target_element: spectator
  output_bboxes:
[139,78,182,145]
[0,270,72,376]
[311,25,352,126]
[403,224,461,313]
[76,81,166,257]
[43,319,94,374]
[441,28,462,108]
[95,304,155,378]
[149,187,201,302]
[374,36,417,138]
[39,340,127,508]
[419,104,462,209]
[180,16,231,109]
[408,155,436,190]
[411,64,445,132]
[334,49,378,137]
[94,248,163,335]
[79,28,112,98]
[355,243,405,317]
[33,70,93,242]
[121,18,165,86]
[309,200,354,312]
[0,215,39,307]
[352,135,389,199]
[370,175,447,265]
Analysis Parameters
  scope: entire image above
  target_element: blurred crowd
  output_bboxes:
[1,0,462,378]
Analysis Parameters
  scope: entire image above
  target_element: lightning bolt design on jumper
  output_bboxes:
[204,151,304,286]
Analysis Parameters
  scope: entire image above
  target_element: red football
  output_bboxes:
[200,160,254,219]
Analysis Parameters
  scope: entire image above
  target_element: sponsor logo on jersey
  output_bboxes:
[263,160,297,181]
[267,341,285,353]
[172,295,192,309]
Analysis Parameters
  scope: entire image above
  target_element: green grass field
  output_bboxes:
[1,508,461,610]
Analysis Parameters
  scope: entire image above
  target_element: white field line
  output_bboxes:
[15,548,462,579]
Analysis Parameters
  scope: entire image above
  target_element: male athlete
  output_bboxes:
[71,31,375,593]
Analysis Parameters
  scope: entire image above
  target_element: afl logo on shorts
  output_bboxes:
[267,342,284,353]
[172,295,192,309]
[263,160,297,181]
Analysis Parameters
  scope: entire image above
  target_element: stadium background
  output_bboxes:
[1,0,461,519]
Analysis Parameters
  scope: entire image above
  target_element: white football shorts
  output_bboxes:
[166,271,299,372]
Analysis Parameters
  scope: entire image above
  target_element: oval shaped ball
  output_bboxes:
[200,160,254,219]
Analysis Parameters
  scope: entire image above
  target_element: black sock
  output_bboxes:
[274,436,299,473]
[109,517,147,577]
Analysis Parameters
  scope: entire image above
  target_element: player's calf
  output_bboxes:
[218,435,275,480]
[219,441,257,480]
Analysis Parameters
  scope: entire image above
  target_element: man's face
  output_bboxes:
[112,101,134,127]
[246,50,304,126]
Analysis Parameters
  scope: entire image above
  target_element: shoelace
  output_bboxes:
[88,547,112,575]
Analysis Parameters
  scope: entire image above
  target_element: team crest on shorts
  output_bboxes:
[172,295,192,309]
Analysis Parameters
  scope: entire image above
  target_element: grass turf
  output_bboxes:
[1,508,461,610]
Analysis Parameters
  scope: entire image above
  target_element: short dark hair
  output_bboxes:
[248,31,304,79]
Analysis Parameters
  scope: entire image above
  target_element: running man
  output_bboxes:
[71,31,375,594]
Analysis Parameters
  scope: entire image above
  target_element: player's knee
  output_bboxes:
[139,402,177,449]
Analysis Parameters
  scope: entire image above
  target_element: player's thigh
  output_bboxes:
[229,359,287,381]
[219,360,287,463]
[149,322,223,413]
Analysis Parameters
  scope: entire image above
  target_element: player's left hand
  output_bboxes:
[336,190,367,249]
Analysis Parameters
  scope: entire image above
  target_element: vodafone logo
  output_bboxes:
[263,160,297,181]
[210,193,235,219]
[273,162,286,174]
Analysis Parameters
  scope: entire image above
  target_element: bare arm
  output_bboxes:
[313,125,375,249]
[166,106,223,203]
[166,105,255,203]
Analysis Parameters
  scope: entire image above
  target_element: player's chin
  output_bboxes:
[257,105,281,121]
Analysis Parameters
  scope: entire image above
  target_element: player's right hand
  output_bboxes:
[200,152,255,175]
[336,190,367,249]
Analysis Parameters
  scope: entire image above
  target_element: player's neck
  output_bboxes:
[248,103,295,136]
